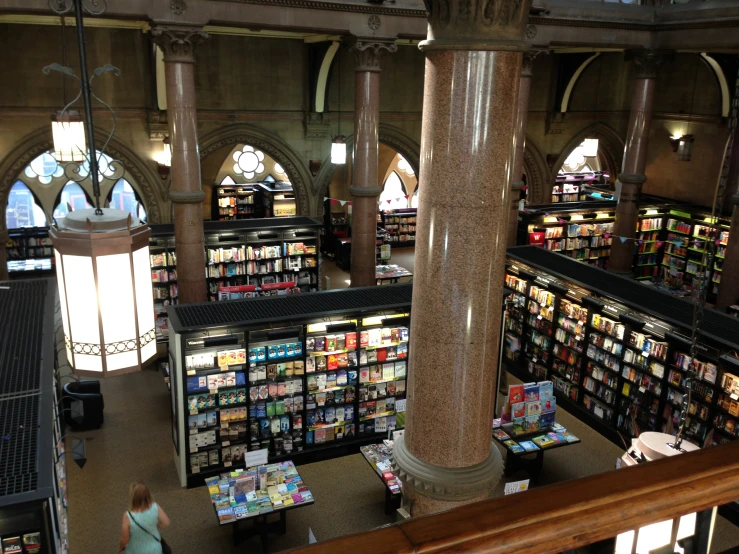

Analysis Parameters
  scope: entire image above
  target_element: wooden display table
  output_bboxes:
[375,264,413,285]
[360,443,402,514]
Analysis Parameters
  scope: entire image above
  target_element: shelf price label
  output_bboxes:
[190,429,197,435]
[187,370,196,376]
[191,466,200,474]
[190,447,198,454]
[222,441,231,447]
[190,409,198,416]
[209,388,218,395]
[224,461,232,468]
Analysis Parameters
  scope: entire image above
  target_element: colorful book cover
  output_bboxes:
[538,380,554,399]
[540,412,555,428]
[492,429,510,441]
[511,402,526,418]
[523,382,540,402]
[383,363,395,381]
[394,362,407,378]
[503,440,524,453]
[519,440,540,452]
[337,370,348,386]
[526,401,542,417]
[541,396,556,413]
[512,417,524,435]
[532,435,555,448]
[508,384,524,404]
[346,332,357,349]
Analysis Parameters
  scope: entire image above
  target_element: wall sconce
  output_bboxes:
[155,136,171,180]
[670,134,694,161]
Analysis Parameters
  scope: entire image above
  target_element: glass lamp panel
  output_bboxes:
[331,142,346,164]
[54,250,72,362]
[52,120,87,163]
[62,254,103,372]
[96,252,137,371]
[133,246,157,364]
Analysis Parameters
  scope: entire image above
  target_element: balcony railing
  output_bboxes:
[289,439,739,553]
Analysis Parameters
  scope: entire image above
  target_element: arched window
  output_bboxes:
[53,182,93,221]
[380,171,407,211]
[220,175,236,186]
[6,181,47,228]
[108,179,147,222]
[411,189,419,209]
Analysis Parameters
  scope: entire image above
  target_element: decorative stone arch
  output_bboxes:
[313,124,421,216]
[0,126,165,233]
[549,122,624,198]
[198,124,314,217]
[522,137,549,205]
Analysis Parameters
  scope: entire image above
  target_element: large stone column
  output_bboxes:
[609,49,671,274]
[507,48,547,246]
[392,0,530,516]
[348,39,396,287]
[151,26,208,304]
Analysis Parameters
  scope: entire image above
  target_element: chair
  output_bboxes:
[62,380,104,430]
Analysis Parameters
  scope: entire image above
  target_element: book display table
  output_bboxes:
[493,422,580,484]
[205,460,314,552]
[360,443,402,514]
[375,265,413,285]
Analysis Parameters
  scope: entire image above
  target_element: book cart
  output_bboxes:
[148,217,322,343]
[166,284,412,488]
[503,246,739,520]
[0,279,66,554]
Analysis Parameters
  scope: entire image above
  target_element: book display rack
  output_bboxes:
[5,227,54,276]
[148,218,321,342]
[379,209,417,247]
[212,184,264,221]
[633,208,666,280]
[503,246,739,451]
[167,284,412,487]
[551,183,588,203]
[259,182,297,218]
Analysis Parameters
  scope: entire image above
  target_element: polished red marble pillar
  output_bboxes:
[151,26,208,303]
[507,48,547,247]
[609,49,672,274]
[349,40,397,287]
[392,0,530,517]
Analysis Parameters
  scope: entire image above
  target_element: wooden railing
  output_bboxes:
[288,439,739,554]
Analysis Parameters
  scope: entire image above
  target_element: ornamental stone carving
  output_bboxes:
[625,48,674,79]
[421,0,534,51]
[521,47,548,77]
[348,39,398,72]
[150,26,209,64]
[171,0,186,15]
[368,15,381,31]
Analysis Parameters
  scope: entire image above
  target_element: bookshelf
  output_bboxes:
[148,218,322,342]
[633,208,666,281]
[212,184,264,221]
[504,246,739,451]
[168,285,412,487]
[259,182,297,218]
[551,183,588,203]
[5,227,55,276]
[380,209,417,247]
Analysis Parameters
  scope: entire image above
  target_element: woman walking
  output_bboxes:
[118,482,171,553]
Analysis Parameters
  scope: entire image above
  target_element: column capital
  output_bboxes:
[420,0,533,52]
[625,48,675,79]
[521,47,549,77]
[150,25,209,64]
[345,38,398,72]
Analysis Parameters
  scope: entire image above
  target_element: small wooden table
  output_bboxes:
[493,425,581,484]
[360,443,402,514]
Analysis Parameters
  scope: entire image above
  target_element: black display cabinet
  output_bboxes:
[166,284,412,488]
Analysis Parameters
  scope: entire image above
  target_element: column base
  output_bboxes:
[391,434,503,516]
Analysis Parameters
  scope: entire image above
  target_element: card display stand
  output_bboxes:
[503,246,739,451]
[168,284,412,487]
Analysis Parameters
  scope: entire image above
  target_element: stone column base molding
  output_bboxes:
[349,185,382,198]
[617,173,647,185]
[510,179,524,192]
[169,190,206,204]
[391,435,503,501]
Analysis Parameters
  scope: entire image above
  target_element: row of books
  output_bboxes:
[0,534,40,554]
[151,252,176,268]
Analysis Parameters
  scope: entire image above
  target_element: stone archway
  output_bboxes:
[522,137,549,205]
[0,126,166,232]
[549,122,625,199]
[199,124,314,217]
[313,124,421,216]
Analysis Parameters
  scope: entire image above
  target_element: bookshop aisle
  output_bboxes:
[63,369,739,553]
[322,246,416,290]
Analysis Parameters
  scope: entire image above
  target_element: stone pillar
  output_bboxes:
[507,48,547,247]
[609,49,672,274]
[716,133,739,310]
[151,26,208,304]
[392,0,530,516]
[348,39,397,288]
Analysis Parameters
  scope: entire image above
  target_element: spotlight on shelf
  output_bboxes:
[331,136,347,165]
[51,110,87,163]
[52,209,157,377]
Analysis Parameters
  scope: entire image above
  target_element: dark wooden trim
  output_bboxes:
[287,440,739,554]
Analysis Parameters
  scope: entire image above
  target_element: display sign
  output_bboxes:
[504,479,529,495]
[395,399,407,413]
[528,232,545,247]
[244,448,269,468]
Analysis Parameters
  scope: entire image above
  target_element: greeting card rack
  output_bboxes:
[503,246,739,452]
[167,284,412,487]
